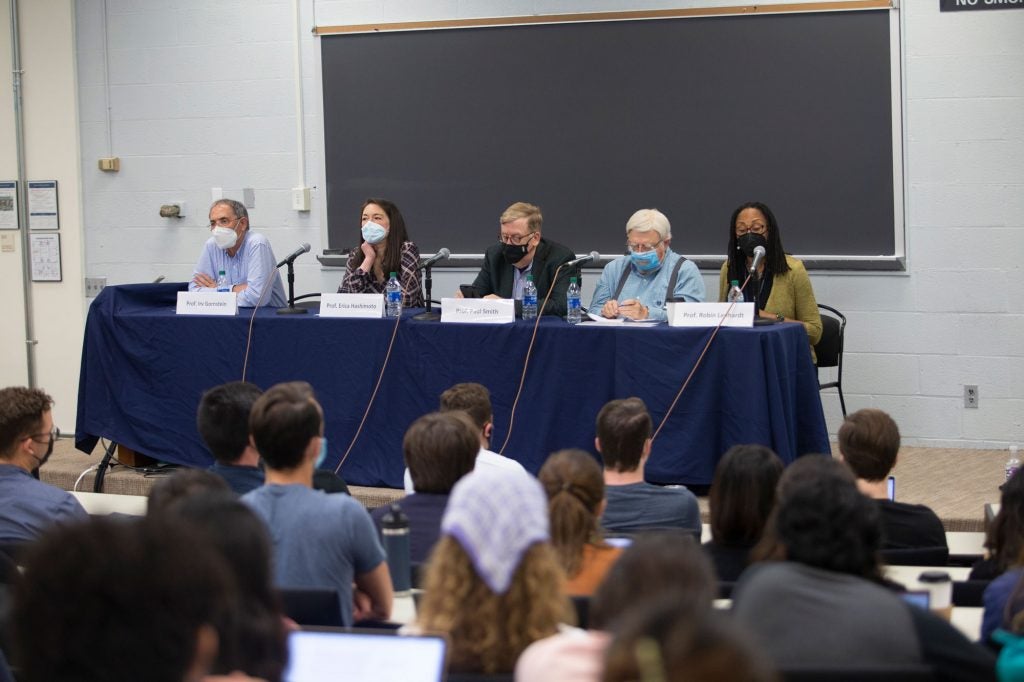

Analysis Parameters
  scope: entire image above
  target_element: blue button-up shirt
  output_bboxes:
[590,249,705,321]
[0,464,88,542]
[189,231,287,307]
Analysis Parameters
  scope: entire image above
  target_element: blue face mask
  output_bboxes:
[315,437,328,469]
[361,221,387,245]
[630,249,661,273]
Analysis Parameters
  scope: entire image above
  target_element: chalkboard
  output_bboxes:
[321,9,900,269]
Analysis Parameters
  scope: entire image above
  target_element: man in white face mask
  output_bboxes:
[189,199,287,307]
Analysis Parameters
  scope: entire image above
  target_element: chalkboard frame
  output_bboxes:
[317,3,905,271]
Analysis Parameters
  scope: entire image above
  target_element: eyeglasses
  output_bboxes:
[735,222,767,236]
[208,216,241,229]
[627,240,662,254]
[499,232,535,246]
[26,427,59,444]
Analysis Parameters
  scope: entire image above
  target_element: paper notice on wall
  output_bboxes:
[0,182,17,229]
[28,180,59,230]
[29,232,62,281]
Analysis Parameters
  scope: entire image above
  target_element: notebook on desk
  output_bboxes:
[284,628,447,682]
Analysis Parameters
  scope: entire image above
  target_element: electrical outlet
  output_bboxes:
[85,277,107,298]
[292,187,311,212]
[964,385,979,409]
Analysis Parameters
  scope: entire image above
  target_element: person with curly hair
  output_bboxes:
[538,449,622,596]
[733,456,994,678]
[415,466,568,675]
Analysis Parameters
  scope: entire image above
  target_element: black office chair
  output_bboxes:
[277,587,344,627]
[781,666,934,682]
[815,304,847,417]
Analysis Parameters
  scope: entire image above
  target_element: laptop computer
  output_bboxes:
[283,628,447,682]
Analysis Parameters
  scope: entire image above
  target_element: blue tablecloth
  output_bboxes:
[75,283,830,487]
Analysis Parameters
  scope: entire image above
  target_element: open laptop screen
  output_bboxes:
[284,629,447,682]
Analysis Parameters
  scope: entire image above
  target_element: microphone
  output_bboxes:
[418,248,450,270]
[565,251,600,268]
[749,245,766,274]
[277,243,311,268]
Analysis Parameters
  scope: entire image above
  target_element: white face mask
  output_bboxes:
[212,226,238,250]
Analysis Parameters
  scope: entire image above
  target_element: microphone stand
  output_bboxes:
[413,265,441,321]
[276,260,307,315]
[750,266,776,326]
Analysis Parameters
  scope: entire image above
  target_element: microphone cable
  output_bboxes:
[498,261,570,456]
[335,310,402,475]
[240,265,276,382]
[651,271,754,443]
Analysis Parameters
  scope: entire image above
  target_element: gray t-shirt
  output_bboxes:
[732,561,923,669]
[243,484,385,626]
[601,481,701,534]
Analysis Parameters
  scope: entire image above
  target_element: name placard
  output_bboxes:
[441,297,515,324]
[176,291,238,316]
[319,293,384,318]
[666,302,754,328]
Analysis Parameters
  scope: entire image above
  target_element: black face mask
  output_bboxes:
[501,241,531,264]
[736,232,768,257]
[31,435,55,471]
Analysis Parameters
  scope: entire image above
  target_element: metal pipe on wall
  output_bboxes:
[9,0,37,387]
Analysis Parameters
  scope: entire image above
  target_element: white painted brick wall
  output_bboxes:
[73,0,1024,448]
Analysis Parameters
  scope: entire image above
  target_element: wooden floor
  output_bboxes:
[43,439,1007,532]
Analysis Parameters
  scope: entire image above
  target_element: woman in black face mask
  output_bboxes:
[719,202,822,359]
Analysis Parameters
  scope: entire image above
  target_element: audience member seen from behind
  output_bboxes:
[242,381,392,626]
[838,408,948,557]
[372,411,479,565]
[337,198,424,307]
[197,381,349,497]
[973,468,1024,581]
[516,533,718,681]
[416,467,567,675]
[190,198,287,307]
[155,491,289,682]
[603,597,777,682]
[719,202,821,358]
[10,516,247,682]
[147,468,232,516]
[0,387,86,543]
[458,201,575,317]
[733,456,995,678]
[198,381,266,495]
[403,382,526,492]
[538,448,622,596]
[596,397,701,535]
[703,444,784,583]
[590,208,706,321]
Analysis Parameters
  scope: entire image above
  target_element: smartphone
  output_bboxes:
[887,475,896,501]
[459,284,481,299]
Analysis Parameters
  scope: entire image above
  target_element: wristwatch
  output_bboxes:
[775,312,785,323]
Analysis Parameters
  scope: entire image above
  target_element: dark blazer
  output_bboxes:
[470,238,576,317]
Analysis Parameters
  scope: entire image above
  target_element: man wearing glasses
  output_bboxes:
[189,198,287,307]
[0,387,86,543]
[590,208,705,321]
[459,201,575,317]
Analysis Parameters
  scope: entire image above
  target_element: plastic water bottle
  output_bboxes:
[1006,445,1021,482]
[381,503,411,595]
[566,276,582,324]
[216,270,229,292]
[385,272,402,318]
[522,274,538,320]
[727,279,743,303]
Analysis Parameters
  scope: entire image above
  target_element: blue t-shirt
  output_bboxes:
[0,464,88,542]
[601,481,701,534]
[209,462,264,496]
[243,484,386,625]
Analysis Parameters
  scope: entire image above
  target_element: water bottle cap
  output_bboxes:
[389,272,398,278]
[569,276,577,283]
[526,274,533,281]
[218,270,226,275]
[381,502,408,528]
[731,280,739,286]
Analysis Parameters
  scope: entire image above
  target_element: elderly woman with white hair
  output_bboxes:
[590,208,705,321]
